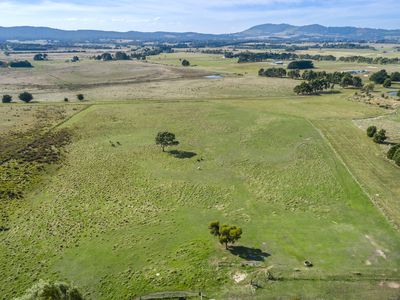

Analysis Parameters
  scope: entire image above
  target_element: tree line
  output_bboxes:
[231,51,399,65]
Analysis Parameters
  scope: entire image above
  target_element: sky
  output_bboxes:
[0,0,399,33]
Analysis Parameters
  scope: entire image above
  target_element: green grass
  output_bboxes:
[2,100,400,299]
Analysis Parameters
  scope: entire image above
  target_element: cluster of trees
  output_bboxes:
[2,92,34,103]
[258,67,286,78]
[131,46,174,60]
[94,51,130,61]
[236,51,335,63]
[33,53,48,61]
[366,126,387,144]
[369,70,400,87]
[292,71,364,95]
[287,60,314,69]
[209,221,242,249]
[294,79,331,95]
[2,93,85,103]
[339,56,400,65]
[320,43,375,50]
[9,60,33,68]
[387,144,400,166]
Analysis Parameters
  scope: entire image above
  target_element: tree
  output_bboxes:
[340,74,354,88]
[114,51,130,60]
[394,149,400,166]
[370,69,389,84]
[362,83,375,93]
[71,56,79,62]
[294,82,313,95]
[15,280,83,300]
[366,125,377,138]
[2,94,12,103]
[97,53,113,61]
[398,90,400,97]
[9,60,33,68]
[209,221,242,249]
[387,144,400,160]
[352,76,363,88]
[373,129,387,144]
[76,94,84,101]
[208,221,220,237]
[19,92,33,103]
[181,59,190,66]
[287,60,314,70]
[287,70,301,79]
[218,225,242,249]
[33,53,47,61]
[155,131,179,152]
[390,72,400,82]
[383,78,392,88]
[64,97,69,102]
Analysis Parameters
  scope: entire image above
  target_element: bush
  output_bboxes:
[19,92,33,103]
[64,97,69,102]
[373,129,387,144]
[366,125,377,137]
[387,144,400,160]
[287,60,314,69]
[2,94,12,103]
[15,280,84,300]
[77,94,84,101]
[181,59,190,66]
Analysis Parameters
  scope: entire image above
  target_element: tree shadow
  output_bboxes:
[168,150,197,159]
[228,246,271,261]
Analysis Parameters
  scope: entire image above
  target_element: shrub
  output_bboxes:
[64,97,69,102]
[373,129,387,144]
[2,94,12,103]
[15,280,84,300]
[366,125,377,137]
[77,94,84,101]
[387,144,400,160]
[19,92,33,103]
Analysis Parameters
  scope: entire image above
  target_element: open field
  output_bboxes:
[1,47,400,299]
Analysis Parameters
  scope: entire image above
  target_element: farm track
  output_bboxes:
[310,119,400,230]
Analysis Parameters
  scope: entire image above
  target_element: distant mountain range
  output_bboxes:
[1,23,400,43]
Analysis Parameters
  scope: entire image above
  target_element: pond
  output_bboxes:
[205,75,224,79]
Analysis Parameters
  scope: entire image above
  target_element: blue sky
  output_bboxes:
[0,0,399,33]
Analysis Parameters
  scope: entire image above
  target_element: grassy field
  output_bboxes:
[2,98,400,299]
[1,48,400,299]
